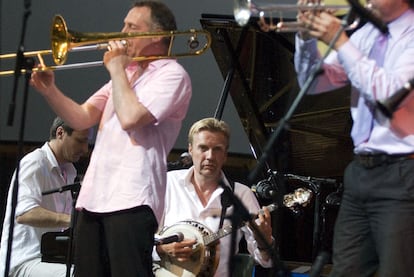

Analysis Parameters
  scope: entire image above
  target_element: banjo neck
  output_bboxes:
[203,203,277,246]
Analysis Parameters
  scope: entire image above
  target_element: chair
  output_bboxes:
[233,253,255,277]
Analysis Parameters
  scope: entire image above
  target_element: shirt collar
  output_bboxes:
[385,9,414,39]
[42,142,60,170]
[183,166,231,190]
[42,142,76,179]
[126,59,175,72]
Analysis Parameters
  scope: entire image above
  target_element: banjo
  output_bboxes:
[153,188,312,277]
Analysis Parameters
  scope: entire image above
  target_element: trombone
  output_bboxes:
[233,0,351,32]
[0,15,212,76]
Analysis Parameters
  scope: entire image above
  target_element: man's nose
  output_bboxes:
[205,149,214,158]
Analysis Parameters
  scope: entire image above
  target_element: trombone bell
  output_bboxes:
[51,15,70,65]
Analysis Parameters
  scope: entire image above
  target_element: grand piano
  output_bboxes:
[200,14,354,264]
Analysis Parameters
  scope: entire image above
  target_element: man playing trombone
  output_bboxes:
[293,0,414,276]
[30,1,192,276]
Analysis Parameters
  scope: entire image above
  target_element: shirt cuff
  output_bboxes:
[337,40,364,74]
[257,236,276,252]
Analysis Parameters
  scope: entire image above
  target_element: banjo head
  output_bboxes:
[155,220,219,277]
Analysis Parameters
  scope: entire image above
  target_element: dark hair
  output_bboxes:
[132,1,177,46]
[49,117,74,139]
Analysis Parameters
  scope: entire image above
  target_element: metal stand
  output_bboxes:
[3,1,34,275]
[219,181,290,277]
[42,183,81,277]
[285,174,337,260]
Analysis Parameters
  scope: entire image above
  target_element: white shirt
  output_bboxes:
[0,143,75,275]
[158,167,272,277]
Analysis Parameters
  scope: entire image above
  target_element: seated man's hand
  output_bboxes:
[157,239,198,262]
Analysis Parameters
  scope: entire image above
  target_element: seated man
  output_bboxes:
[154,117,274,277]
[0,117,90,277]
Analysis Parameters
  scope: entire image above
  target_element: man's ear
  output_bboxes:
[152,36,163,43]
[151,28,163,43]
[188,143,192,155]
[56,126,65,139]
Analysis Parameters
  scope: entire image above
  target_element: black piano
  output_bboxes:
[200,14,354,264]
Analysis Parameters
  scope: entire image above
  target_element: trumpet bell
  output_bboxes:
[234,0,252,26]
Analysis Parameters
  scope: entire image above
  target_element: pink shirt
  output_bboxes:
[76,59,192,222]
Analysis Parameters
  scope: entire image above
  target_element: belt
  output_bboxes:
[354,153,414,169]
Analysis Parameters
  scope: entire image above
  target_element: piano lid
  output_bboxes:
[200,14,353,180]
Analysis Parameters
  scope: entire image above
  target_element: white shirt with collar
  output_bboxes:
[158,167,272,277]
[0,142,75,275]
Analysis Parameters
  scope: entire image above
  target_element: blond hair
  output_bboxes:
[188,118,230,149]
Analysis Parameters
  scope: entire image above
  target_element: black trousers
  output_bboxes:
[73,205,158,277]
[329,158,414,277]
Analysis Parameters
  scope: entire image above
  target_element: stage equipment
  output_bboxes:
[0,15,211,76]
[376,78,414,118]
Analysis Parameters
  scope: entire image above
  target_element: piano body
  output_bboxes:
[200,14,354,263]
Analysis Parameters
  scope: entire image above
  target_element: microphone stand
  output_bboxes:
[376,78,414,118]
[220,182,289,277]
[3,1,34,276]
[42,183,81,277]
[284,174,329,260]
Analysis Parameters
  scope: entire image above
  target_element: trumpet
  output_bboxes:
[233,0,351,32]
[0,15,211,76]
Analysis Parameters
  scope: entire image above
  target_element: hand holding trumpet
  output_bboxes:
[296,0,349,49]
[255,0,351,50]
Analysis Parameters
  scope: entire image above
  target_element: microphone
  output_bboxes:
[377,77,414,118]
[167,152,193,171]
[251,179,276,199]
[154,232,184,245]
[179,152,193,166]
[309,251,330,277]
[285,174,336,185]
[347,0,388,34]
[42,182,81,196]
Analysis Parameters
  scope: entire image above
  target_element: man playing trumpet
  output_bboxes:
[294,0,414,276]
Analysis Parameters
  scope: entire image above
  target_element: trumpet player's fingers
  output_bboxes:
[305,12,348,48]
[258,16,271,32]
[297,12,314,30]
